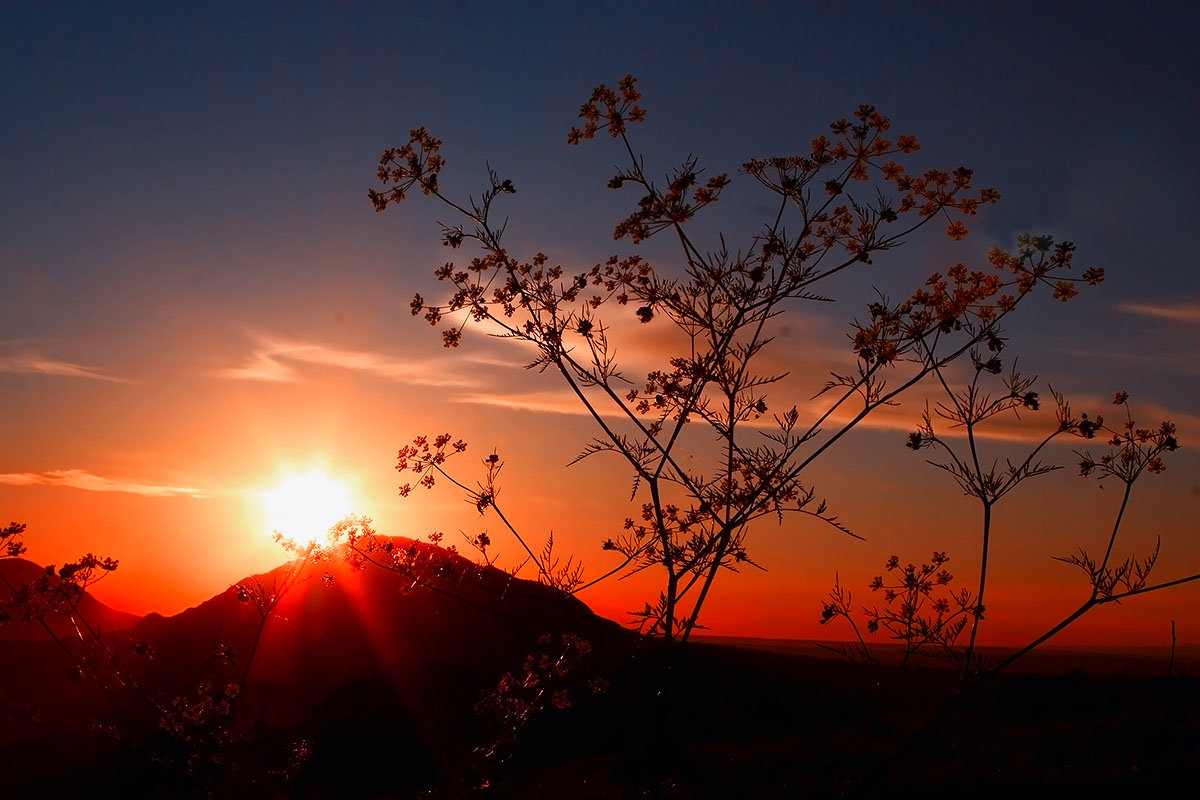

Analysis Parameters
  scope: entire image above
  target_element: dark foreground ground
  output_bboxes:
[482,639,1199,799]
[5,634,1197,798]
[2,549,1197,798]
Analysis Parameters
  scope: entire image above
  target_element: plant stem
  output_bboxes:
[979,599,1092,680]
[1098,480,1134,577]
[960,501,992,684]
[1167,619,1176,678]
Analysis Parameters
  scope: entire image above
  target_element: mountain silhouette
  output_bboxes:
[3,542,1197,797]
[0,538,629,795]
[0,557,139,642]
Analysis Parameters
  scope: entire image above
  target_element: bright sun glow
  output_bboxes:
[261,470,352,545]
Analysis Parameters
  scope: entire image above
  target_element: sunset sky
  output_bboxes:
[2,2,1197,647]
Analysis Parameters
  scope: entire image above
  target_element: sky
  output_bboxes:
[2,1,1197,647]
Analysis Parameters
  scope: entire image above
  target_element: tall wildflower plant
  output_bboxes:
[821,379,1195,683]
[373,75,1105,641]
[817,390,1194,797]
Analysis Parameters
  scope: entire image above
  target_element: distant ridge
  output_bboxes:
[0,557,140,642]
[694,634,1200,678]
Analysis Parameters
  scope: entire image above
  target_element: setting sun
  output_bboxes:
[261,470,352,545]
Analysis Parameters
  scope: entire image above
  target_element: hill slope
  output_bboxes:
[0,538,630,795]
[0,557,140,642]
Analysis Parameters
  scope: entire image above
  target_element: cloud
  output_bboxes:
[374,311,1200,449]
[1119,302,1200,324]
[453,376,1200,451]
[216,336,478,387]
[450,382,1047,442]
[826,392,1200,450]
[453,390,587,416]
[0,469,205,497]
[0,354,129,382]
[822,396,1050,442]
[1047,346,1200,375]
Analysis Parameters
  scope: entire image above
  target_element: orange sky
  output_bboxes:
[3,343,1196,648]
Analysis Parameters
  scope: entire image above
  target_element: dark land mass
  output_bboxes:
[694,635,1200,678]
[0,557,139,642]
[1,544,1197,798]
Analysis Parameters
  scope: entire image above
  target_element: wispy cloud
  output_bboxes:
[216,336,479,387]
[454,381,1200,449]
[0,354,129,382]
[1119,302,1200,324]
[825,392,1200,448]
[399,311,1198,449]
[453,390,587,416]
[823,397,1052,443]
[0,469,205,497]
[450,383,1052,443]
[1047,346,1200,375]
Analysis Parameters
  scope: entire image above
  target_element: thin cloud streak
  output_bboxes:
[455,384,1200,447]
[1048,346,1200,375]
[454,391,586,416]
[216,336,479,388]
[0,469,205,498]
[451,385,1055,444]
[828,394,1200,447]
[1119,302,1200,323]
[830,401,1054,443]
[0,354,130,383]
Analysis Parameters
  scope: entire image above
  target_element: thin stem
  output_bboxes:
[977,571,1200,682]
[843,611,874,664]
[570,539,654,594]
[979,600,1092,680]
[960,501,991,685]
[1167,619,1177,678]
[1097,480,1134,579]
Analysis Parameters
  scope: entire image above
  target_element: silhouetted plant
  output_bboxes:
[822,390,1195,684]
[373,75,1104,642]
[0,523,321,792]
[983,392,1190,677]
[0,526,152,711]
[819,392,1194,797]
[821,552,976,669]
[1,521,27,558]
[319,514,508,602]
[473,632,608,787]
